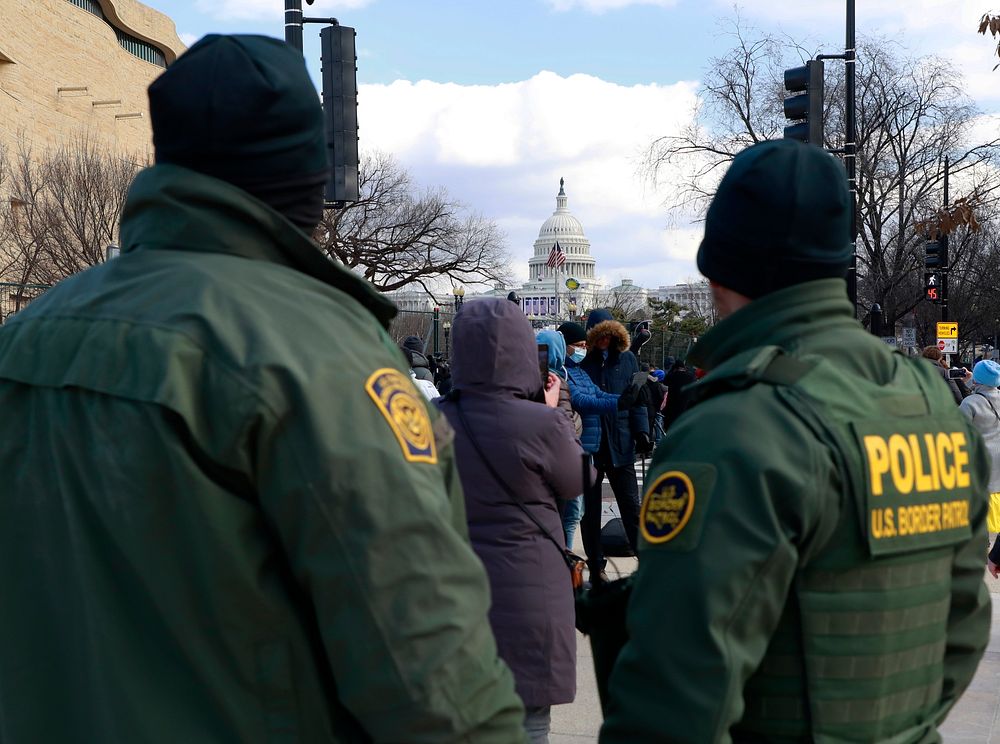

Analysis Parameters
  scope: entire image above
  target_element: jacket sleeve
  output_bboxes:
[536,410,587,501]
[935,426,991,724]
[255,358,526,743]
[600,397,831,743]
[568,369,618,416]
[623,355,650,437]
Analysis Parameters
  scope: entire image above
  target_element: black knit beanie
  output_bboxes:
[148,34,329,230]
[558,322,587,345]
[696,140,851,299]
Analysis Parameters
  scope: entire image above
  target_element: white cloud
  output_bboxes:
[547,0,678,12]
[178,32,198,47]
[722,0,1000,107]
[195,0,374,22]
[358,71,701,286]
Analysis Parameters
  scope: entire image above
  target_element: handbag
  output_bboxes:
[451,394,586,591]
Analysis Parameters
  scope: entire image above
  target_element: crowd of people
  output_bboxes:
[2,31,997,744]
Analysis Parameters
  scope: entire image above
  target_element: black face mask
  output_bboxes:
[236,171,329,233]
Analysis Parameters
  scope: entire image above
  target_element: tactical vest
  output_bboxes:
[698,346,982,743]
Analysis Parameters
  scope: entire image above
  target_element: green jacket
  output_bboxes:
[600,279,991,743]
[0,165,525,743]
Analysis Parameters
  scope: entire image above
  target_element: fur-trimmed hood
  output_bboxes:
[587,320,630,353]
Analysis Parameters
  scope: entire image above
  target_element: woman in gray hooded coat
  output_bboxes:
[962,360,1000,575]
[437,298,584,743]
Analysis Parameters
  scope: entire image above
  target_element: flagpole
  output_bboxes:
[554,252,559,323]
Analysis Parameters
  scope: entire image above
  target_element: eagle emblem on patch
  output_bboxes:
[640,471,695,544]
[365,368,437,464]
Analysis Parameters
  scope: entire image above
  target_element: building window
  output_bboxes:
[66,0,167,67]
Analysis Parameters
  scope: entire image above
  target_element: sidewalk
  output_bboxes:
[550,490,1000,742]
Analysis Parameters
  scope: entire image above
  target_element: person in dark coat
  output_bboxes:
[579,309,651,581]
[437,298,584,744]
[663,357,697,429]
[400,335,435,381]
[558,321,639,551]
[645,368,667,442]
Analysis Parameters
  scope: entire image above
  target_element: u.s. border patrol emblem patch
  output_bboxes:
[640,471,695,544]
[365,368,437,464]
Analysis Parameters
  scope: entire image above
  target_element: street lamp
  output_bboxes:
[443,320,451,358]
[869,303,882,337]
[452,285,465,310]
[567,301,577,319]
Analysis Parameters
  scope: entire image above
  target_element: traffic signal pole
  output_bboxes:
[284,0,304,52]
[845,0,858,313]
[788,1,857,312]
[942,156,950,323]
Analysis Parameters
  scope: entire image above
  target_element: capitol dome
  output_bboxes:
[537,209,585,238]
[528,178,596,282]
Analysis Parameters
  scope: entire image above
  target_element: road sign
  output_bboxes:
[938,338,958,354]
[936,322,958,339]
[902,328,917,348]
[881,336,898,346]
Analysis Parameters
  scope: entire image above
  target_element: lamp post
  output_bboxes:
[869,303,882,337]
[567,301,577,320]
[443,321,451,359]
[452,285,465,311]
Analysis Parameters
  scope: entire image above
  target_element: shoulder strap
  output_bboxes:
[974,391,1000,421]
[451,395,581,564]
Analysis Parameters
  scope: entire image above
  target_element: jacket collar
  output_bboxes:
[690,279,855,372]
[119,165,397,328]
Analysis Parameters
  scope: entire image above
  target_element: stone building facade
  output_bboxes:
[0,0,185,160]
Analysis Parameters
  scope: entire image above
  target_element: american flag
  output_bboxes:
[546,241,567,269]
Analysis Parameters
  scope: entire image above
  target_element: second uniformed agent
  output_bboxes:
[600,140,991,743]
[0,35,526,743]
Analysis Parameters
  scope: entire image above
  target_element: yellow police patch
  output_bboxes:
[640,471,695,544]
[365,368,437,464]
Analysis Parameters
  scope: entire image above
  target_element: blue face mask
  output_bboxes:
[571,348,586,363]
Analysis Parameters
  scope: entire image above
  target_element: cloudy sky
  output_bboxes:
[148,0,1000,290]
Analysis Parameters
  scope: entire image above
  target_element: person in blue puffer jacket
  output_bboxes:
[557,321,640,556]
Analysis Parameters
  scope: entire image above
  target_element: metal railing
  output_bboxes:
[389,308,458,358]
[0,283,51,324]
[635,329,698,369]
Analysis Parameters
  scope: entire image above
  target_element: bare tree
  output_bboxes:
[316,152,512,295]
[643,24,1000,331]
[0,136,142,291]
[642,21,800,215]
[0,142,54,302]
[594,281,648,322]
[37,137,140,281]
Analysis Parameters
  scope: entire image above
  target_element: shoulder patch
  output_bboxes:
[366,368,437,464]
[640,471,696,544]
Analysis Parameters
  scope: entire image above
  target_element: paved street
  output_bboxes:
[551,492,1000,743]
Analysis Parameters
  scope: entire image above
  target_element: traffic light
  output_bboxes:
[924,239,944,269]
[320,25,360,203]
[783,59,825,146]
[924,272,941,303]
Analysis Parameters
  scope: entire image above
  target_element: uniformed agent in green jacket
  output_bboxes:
[601,140,991,743]
[0,35,526,743]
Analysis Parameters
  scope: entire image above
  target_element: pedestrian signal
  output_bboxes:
[924,272,941,303]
